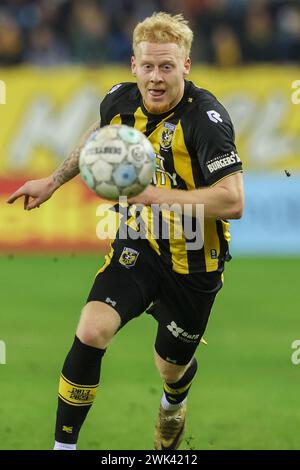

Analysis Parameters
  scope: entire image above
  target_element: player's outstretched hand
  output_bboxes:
[6,176,57,210]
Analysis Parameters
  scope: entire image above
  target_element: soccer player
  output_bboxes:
[7,12,244,450]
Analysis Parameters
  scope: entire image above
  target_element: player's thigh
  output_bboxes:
[86,239,160,329]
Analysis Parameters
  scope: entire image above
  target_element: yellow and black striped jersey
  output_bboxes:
[99,80,242,274]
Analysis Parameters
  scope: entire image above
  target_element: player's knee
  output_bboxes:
[156,361,189,384]
[159,368,186,384]
[77,313,116,348]
[77,326,110,349]
[155,352,192,383]
[76,301,121,348]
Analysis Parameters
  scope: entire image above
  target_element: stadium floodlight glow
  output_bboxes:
[0,80,6,105]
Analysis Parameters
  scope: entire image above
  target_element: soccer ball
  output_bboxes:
[79,124,156,199]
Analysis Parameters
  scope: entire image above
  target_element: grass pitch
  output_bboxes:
[0,254,299,450]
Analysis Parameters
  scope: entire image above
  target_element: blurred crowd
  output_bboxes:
[0,0,299,67]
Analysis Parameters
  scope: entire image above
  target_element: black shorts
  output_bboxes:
[87,236,223,365]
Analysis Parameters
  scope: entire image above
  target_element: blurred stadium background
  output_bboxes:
[0,0,300,450]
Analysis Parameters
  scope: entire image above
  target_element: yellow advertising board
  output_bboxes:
[0,66,299,251]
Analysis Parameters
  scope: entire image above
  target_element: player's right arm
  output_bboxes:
[7,120,100,210]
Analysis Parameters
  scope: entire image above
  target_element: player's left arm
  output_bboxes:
[130,97,244,219]
[7,120,100,209]
[129,172,244,219]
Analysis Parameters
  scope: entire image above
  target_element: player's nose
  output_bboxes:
[150,66,163,83]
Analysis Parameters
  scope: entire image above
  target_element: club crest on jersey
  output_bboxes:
[160,122,176,150]
[119,247,139,268]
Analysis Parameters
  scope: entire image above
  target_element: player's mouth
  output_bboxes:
[148,89,166,97]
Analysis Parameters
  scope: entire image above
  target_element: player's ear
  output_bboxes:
[183,57,191,76]
[131,56,137,76]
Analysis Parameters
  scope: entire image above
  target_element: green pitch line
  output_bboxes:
[0,255,299,450]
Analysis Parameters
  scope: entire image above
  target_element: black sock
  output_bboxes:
[55,335,105,444]
[164,358,198,405]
